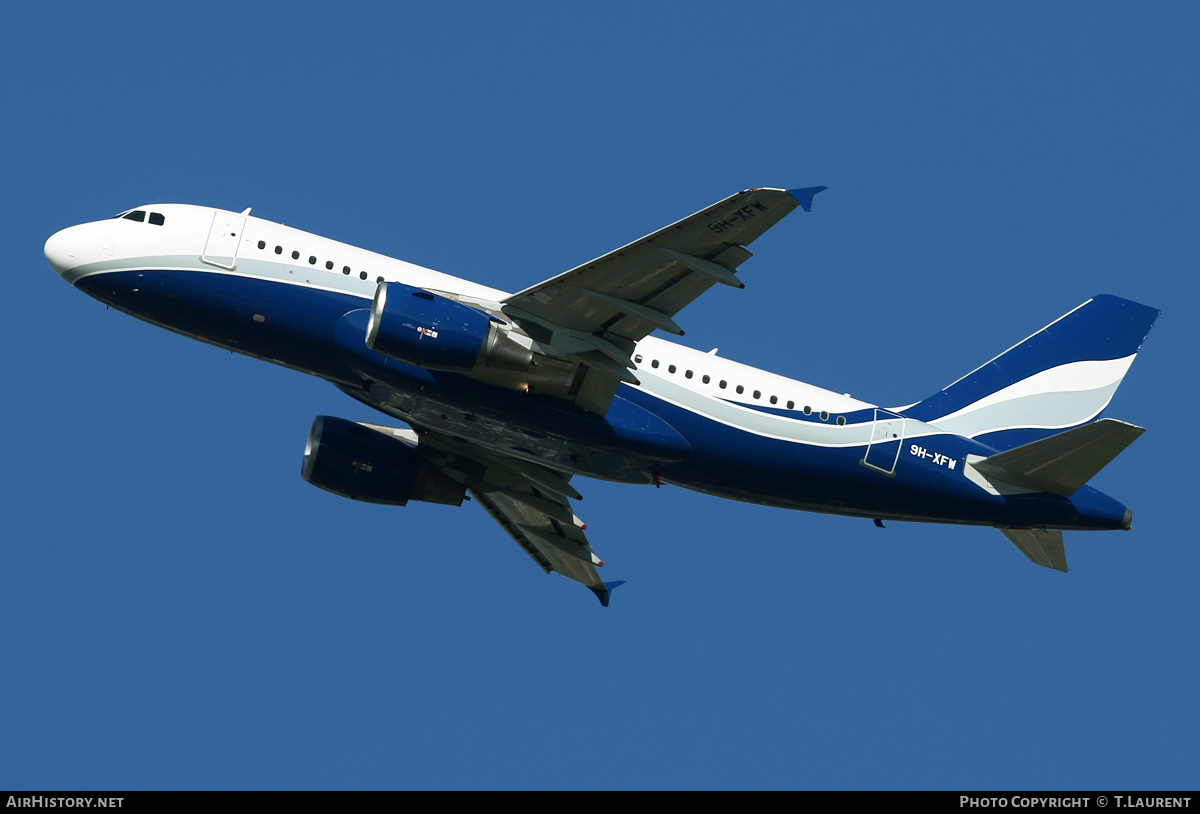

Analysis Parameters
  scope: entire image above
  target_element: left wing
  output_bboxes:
[362,422,624,606]
[501,186,826,412]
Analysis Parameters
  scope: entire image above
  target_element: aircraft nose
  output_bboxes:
[44,227,79,277]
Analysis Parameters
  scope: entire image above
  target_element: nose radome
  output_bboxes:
[45,228,78,276]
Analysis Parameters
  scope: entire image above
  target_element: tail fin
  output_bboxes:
[904,295,1158,450]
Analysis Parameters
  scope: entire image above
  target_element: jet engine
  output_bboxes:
[366,282,531,374]
[301,415,465,506]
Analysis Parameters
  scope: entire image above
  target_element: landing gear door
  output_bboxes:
[201,211,246,270]
[862,409,906,476]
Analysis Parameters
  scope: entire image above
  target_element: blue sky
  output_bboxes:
[3,2,1197,790]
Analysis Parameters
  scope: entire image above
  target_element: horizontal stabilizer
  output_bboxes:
[999,528,1068,572]
[971,418,1144,496]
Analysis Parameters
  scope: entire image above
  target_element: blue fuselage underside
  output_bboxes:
[75,268,1130,531]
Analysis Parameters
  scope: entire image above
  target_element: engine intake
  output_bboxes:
[365,282,531,373]
[301,416,464,506]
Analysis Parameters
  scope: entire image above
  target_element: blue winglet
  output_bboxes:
[787,186,828,212]
[589,580,626,608]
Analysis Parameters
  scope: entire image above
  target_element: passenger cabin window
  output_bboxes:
[291,251,300,260]
[258,241,266,249]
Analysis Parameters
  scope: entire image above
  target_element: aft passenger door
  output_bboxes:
[862,409,907,475]
[201,211,246,270]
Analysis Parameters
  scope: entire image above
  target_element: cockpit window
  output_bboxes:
[123,210,146,222]
[149,212,165,226]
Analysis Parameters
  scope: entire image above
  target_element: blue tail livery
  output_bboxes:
[45,189,1159,602]
[905,294,1159,451]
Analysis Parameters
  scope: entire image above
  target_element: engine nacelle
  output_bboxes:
[365,282,531,373]
[301,416,465,506]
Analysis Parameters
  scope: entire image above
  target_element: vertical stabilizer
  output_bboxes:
[904,295,1158,450]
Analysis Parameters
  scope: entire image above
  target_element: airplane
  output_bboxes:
[44,187,1159,606]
